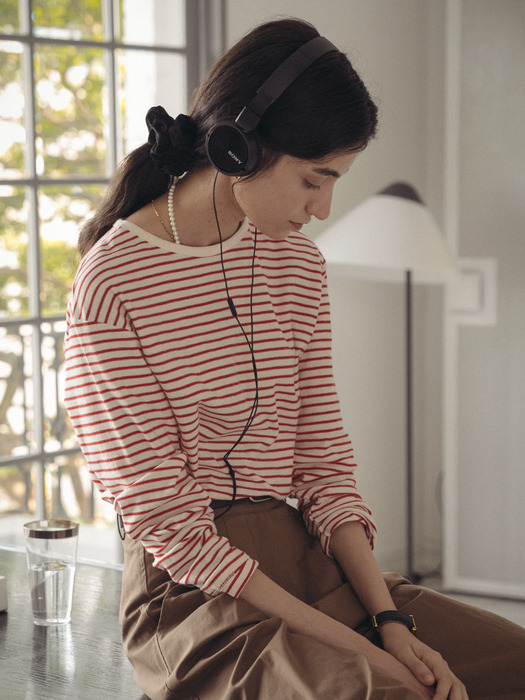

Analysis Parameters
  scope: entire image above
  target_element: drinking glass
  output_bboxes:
[24,519,79,626]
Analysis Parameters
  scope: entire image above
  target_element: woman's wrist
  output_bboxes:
[372,610,417,634]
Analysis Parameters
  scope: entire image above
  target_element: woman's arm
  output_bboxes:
[239,568,431,698]
[290,259,378,554]
[330,522,405,615]
[330,522,468,700]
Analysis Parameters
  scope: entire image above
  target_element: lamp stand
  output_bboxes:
[405,269,416,581]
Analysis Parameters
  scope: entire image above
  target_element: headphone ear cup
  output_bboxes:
[206,122,262,176]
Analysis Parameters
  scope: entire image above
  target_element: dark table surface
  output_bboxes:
[0,547,149,700]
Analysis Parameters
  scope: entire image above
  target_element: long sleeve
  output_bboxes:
[291,260,377,556]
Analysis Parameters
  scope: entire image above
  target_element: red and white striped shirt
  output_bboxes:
[64,218,376,597]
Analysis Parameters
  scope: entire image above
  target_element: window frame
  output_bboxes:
[0,0,225,523]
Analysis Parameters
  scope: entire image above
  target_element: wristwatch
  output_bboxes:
[372,610,417,634]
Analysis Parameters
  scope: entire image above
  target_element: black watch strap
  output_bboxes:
[372,610,417,633]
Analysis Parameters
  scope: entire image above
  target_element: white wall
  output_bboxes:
[442,0,525,597]
[226,0,445,572]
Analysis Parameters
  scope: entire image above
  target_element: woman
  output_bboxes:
[64,18,525,700]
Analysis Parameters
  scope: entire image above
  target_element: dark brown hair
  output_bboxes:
[78,18,378,257]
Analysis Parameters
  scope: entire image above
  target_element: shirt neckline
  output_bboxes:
[117,217,251,258]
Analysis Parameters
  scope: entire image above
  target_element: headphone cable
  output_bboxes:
[212,171,259,518]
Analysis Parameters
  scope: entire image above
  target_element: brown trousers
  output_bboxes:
[120,499,525,700]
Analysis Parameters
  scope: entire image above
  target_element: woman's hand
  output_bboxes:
[241,570,434,698]
[379,623,468,700]
[330,523,468,698]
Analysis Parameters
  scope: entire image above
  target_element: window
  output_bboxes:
[0,0,224,563]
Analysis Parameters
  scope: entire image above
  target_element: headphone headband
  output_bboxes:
[206,35,338,176]
[235,36,337,132]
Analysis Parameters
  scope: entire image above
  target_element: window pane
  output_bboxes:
[34,43,108,178]
[45,454,86,518]
[0,324,34,458]
[0,461,34,547]
[41,320,77,451]
[116,0,186,47]
[0,457,118,564]
[39,184,103,316]
[0,185,29,318]
[0,1,20,35]
[45,456,120,564]
[32,0,104,42]
[0,41,27,178]
[116,49,186,155]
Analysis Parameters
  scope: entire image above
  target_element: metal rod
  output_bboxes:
[406,269,415,580]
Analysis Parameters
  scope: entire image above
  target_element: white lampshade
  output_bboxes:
[316,183,460,284]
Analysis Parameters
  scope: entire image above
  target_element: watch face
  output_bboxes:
[372,611,417,633]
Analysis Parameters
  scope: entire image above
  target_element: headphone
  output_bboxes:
[205,36,338,177]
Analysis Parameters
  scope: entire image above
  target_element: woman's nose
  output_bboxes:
[307,192,332,221]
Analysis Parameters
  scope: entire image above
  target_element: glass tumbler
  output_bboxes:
[24,519,79,626]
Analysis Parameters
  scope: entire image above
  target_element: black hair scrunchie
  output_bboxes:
[146,106,197,176]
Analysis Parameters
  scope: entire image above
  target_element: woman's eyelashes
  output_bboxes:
[304,180,321,190]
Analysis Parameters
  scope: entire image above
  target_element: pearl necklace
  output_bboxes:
[167,177,181,245]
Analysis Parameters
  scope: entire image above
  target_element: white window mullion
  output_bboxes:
[103,0,119,169]
[23,1,46,517]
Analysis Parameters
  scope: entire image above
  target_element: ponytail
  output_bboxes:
[78,144,170,258]
[78,108,197,258]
